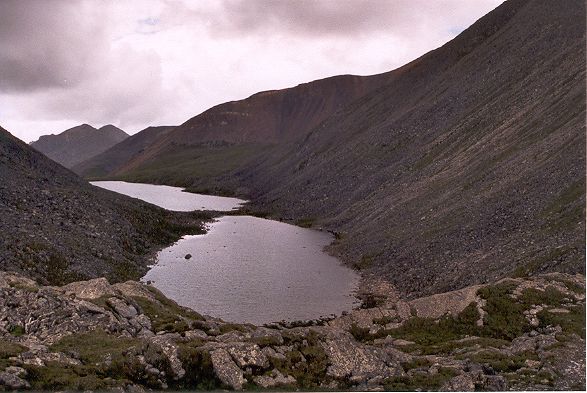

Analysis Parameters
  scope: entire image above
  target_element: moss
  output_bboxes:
[0,340,26,359]
[175,342,220,390]
[384,367,457,391]
[50,329,139,366]
[218,323,248,335]
[269,331,330,388]
[464,350,537,373]
[373,315,397,325]
[133,287,203,333]
[24,362,121,391]
[518,286,569,307]
[537,305,586,338]
[401,358,432,371]
[294,217,315,228]
[9,325,25,337]
[477,282,530,340]
[402,337,510,356]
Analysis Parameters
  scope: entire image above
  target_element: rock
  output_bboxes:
[251,327,284,345]
[0,371,30,390]
[261,346,286,361]
[62,277,116,299]
[253,369,296,388]
[227,343,269,369]
[107,297,138,319]
[184,254,192,260]
[509,336,536,354]
[216,330,245,343]
[483,375,507,390]
[321,331,403,382]
[149,334,185,379]
[184,329,208,340]
[4,366,27,377]
[210,349,245,390]
[441,374,475,391]
[392,339,415,346]
[408,285,482,319]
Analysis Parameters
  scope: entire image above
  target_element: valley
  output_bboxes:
[0,0,585,391]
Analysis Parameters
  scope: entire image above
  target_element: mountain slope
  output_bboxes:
[31,124,129,168]
[231,0,586,296]
[88,0,585,297]
[0,126,205,285]
[82,73,394,188]
[73,125,175,178]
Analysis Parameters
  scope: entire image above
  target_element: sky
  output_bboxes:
[0,0,504,143]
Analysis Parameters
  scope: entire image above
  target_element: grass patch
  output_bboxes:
[175,342,220,390]
[270,331,330,388]
[50,329,139,366]
[464,350,537,373]
[384,367,457,391]
[132,292,203,333]
[477,282,530,340]
[537,305,585,338]
[294,217,315,228]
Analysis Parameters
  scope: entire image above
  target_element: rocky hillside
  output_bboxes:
[31,124,129,168]
[1,271,583,391]
[73,126,176,178]
[0,126,207,285]
[93,0,584,297]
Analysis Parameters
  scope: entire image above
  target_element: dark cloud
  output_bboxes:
[0,0,503,142]
[0,0,107,92]
[214,0,493,38]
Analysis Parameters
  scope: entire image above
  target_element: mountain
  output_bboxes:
[0,125,206,285]
[80,0,585,297]
[30,123,129,168]
[76,73,393,187]
[73,125,175,178]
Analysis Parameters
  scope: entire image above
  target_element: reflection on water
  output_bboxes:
[144,216,360,324]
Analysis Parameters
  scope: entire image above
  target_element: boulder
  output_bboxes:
[253,369,296,388]
[441,374,475,391]
[321,331,403,382]
[210,349,245,390]
[62,277,116,299]
[0,371,30,390]
[227,343,269,369]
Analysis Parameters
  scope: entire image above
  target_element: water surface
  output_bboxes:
[93,180,360,324]
[91,181,244,211]
[144,216,360,324]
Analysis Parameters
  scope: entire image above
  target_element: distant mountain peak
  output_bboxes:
[30,123,129,168]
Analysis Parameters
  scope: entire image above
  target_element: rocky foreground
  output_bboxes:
[0,271,584,391]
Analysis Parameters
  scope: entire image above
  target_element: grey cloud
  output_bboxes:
[212,0,500,38]
[0,0,108,92]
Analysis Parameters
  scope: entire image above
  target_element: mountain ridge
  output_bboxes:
[31,123,129,168]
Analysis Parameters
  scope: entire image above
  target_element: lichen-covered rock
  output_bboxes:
[0,370,30,390]
[441,374,475,391]
[148,333,184,379]
[62,277,116,299]
[321,331,403,382]
[253,369,296,388]
[210,349,245,390]
[227,342,269,369]
[251,327,284,345]
[107,297,139,319]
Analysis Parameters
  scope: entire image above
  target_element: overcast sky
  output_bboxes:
[0,0,504,142]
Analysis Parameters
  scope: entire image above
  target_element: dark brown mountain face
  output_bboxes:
[232,0,586,296]
[73,125,175,178]
[0,126,207,285]
[84,73,393,188]
[84,0,584,297]
[30,123,129,168]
